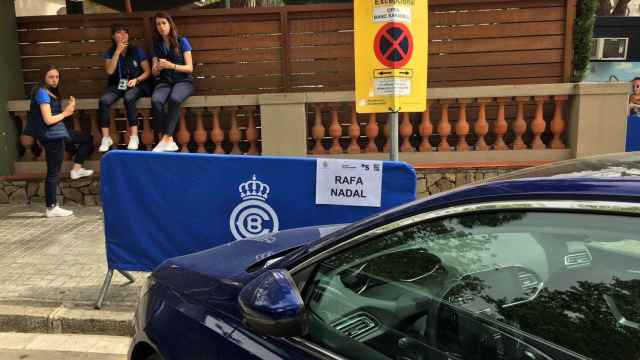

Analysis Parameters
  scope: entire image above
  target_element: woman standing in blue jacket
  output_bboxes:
[150,11,194,152]
[23,65,94,217]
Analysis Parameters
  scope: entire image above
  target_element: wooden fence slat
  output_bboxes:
[194,48,282,63]
[288,32,353,47]
[430,35,564,54]
[289,45,353,60]
[288,16,353,33]
[429,49,564,68]
[429,21,565,40]
[188,35,282,51]
[429,63,563,82]
[18,27,144,43]
[22,55,104,69]
[196,62,282,76]
[289,59,353,74]
[178,21,281,37]
[429,7,565,26]
[19,40,112,56]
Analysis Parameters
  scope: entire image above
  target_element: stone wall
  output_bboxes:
[1,167,522,206]
[0,177,101,206]
[415,168,520,198]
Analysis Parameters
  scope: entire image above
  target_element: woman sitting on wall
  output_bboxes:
[150,11,194,152]
[23,65,94,217]
[98,24,152,152]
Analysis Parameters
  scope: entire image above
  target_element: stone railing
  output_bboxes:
[9,95,262,174]
[7,82,630,175]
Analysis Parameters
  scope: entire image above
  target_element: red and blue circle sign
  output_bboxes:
[374,22,414,68]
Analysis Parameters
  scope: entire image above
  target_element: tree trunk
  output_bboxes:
[612,0,631,15]
[598,0,612,15]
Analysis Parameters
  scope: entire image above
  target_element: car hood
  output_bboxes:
[151,224,347,308]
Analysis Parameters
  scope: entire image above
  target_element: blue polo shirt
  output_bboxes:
[103,47,147,81]
[152,37,193,83]
[23,88,70,141]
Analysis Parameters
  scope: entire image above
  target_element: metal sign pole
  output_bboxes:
[389,112,399,161]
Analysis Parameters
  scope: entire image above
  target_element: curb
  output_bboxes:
[0,305,133,337]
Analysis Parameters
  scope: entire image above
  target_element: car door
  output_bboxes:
[287,200,640,360]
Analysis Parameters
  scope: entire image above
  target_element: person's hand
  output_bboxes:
[115,41,128,55]
[152,62,160,76]
[128,78,138,87]
[64,96,76,116]
[158,58,174,70]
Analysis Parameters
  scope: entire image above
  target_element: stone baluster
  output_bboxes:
[418,103,432,152]
[474,98,491,151]
[109,109,119,146]
[494,97,509,150]
[89,111,101,158]
[246,108,259,155]
[347,104,361,154]
[311,105,326,155]
[193,108,208,153]
[513,97,529,150]
[16,112,34,160]
[531,96,548,150]
[328,106,343,154]
[456,99,471,151]
[550,95,567,149]
[228,107,242,154]
[365,113,379,153]
[211,107,225,154]
[176,108,190,152]
[437,100,452,151]
[383,118,391,152]
[400,112,414,152]
[141,109,154,151]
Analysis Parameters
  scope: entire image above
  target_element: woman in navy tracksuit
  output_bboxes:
[23,65,94,217]
[97,24,152,152]
[150,11,194,152]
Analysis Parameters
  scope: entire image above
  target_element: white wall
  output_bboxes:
[14,0,65,16]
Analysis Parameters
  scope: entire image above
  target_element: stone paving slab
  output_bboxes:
[0,332,128,359]
[0,205,147,335]
[0,205,146,310]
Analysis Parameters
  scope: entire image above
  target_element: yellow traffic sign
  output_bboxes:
[355,0,428,113]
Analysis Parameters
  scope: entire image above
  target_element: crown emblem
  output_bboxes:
[239,175,270,201]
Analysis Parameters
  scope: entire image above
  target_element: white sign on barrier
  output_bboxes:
[315,159,383,207]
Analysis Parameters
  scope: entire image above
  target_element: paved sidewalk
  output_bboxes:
[0,205,147,335]
[0,332,128,359]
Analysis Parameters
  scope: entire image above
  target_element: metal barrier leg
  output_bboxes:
[117,270,136,285]
[95,268,114,309]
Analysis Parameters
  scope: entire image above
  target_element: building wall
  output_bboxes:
[0,0,25,176]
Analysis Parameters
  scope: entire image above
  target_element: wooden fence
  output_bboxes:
[15,0,576,97]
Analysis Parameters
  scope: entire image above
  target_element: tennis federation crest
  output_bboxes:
[229,175,279,240]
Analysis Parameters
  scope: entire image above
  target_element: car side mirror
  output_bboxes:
[238,269,307,337]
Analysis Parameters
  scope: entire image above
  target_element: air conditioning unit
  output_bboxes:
[591,38,629,60]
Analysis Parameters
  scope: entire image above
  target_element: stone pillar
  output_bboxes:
[569,83,629,158]
[0,1,24,176]
[259,93,308,157]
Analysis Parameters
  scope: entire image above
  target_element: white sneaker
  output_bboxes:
[152,142,166,152]
[99,137,113,152]
[70,168,94,180]
[165,141,179,152]
[46,205,73,218]
[127,135,140,150]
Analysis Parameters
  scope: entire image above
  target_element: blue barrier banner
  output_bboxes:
[627,115,640,152]
[102,151,416,271]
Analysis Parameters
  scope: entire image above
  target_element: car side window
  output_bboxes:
[302,211,640,360]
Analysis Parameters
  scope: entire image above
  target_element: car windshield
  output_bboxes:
[305,210,640,360]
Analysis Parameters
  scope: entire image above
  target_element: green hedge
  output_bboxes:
[573,0,599,82]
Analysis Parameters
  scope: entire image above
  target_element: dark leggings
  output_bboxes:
[42,130,94,208]
[99,84,151,128]
[151,81,193,136]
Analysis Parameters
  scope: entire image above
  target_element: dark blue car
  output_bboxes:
[129,153,640,360]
